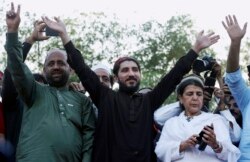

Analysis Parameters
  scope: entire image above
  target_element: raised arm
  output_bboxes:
[5,3,36,107]
[2,20,49,108]
[150,31,220,109]
[222,15,247,72]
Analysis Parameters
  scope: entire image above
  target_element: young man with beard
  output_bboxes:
[5,3,95,162]
[43,16,220,162]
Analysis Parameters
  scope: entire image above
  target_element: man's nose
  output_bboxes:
[52,63,60,69]
[192,94,199,99]
[128,69,136,76]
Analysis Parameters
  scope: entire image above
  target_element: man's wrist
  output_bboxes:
[7,29,18,33]
[25,36,35,44]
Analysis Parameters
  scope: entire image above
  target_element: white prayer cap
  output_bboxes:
[91,64,112,75]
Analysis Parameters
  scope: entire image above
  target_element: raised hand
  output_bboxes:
[192,30,220,54]
[222,15,247,42]
[42,16,67,36]
[42,16,70,44]
[212,62,222,78]
[6,2,21,33]
[214,87,224,99]
[26,20,49,44]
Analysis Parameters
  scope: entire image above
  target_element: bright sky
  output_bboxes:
[2,0,250,62]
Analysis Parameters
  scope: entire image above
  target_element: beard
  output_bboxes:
[45,71,69,88]
[118,80,140,94]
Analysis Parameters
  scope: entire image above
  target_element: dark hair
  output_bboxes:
[176,74,204,96]
[113,57,141,76]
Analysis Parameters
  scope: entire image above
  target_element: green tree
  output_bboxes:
[132,15,195,89]
[0,4,230,104]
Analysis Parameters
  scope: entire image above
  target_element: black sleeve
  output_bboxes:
[64,41,107,108]
[149,49,198,111]
[22,42,32,61]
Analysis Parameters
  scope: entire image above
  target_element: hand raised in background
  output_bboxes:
[25,20,50,44]
[222,15,247,42]
[192,30,220,54]
[42,16,70,45]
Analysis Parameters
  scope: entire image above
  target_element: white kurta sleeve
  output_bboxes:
[155,118,184,162]
[220,109,241,143]
[154,102,181,126]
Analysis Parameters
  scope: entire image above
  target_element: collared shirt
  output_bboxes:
[5,33,95,162]
[226,68,250,162]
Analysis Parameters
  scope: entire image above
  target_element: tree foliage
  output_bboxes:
[3,4,250,103]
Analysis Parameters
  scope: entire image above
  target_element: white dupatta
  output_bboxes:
[155,111,240,162]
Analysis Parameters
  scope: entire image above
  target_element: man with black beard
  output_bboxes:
[43,16,220,162]
[5,3,95,162]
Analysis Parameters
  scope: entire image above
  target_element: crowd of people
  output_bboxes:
[0,2,249,162]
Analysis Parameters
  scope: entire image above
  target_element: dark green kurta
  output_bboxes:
[5,33,95,162]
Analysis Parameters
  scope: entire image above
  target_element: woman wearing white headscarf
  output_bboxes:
[155,74,240,162]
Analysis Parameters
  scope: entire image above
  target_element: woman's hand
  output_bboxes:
[179,135,199,152]
[202,124,222,152]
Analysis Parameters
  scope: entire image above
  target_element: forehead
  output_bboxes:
[94,68,110,77]
[184,85,203,92]
[119,61,138,70]
[45,51,67,63]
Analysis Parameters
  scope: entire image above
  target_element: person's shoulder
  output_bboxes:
[70,90,89,98]
[164,115,179,125]
[205,112,225,122]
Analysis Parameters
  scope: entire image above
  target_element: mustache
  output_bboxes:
[51,70,63,75]
[126,76,137,82]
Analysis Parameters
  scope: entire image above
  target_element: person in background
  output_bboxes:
[70,63,113,93]
[70,63,113,118]
[0,71,13,162]
[92,64,113,88]
[5,3,95,162]
[155,74,240,162]
[211,62,242,145]
[213,86,241,146]
[223,15,249,162]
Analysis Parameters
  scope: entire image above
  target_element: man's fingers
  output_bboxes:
[233,15,238,25]
[16,4,21,15]
[11,2,14,11]
[222,21,228,30]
